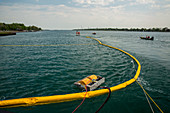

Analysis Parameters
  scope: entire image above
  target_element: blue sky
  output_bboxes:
[0,0,170,29]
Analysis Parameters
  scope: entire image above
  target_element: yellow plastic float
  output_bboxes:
[0,36,141,108]
[78,75,98,86]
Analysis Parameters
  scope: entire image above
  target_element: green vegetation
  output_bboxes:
[74,27,170,32]
[0,22,42,31]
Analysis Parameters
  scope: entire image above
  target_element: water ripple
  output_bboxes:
[0,31,137,101]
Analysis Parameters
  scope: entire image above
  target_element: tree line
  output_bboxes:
[0,22,42,31]
[74,27,170,32]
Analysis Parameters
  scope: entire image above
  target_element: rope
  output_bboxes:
[136,80,164,113]
[95,87,111,113]
[141,83,155,113]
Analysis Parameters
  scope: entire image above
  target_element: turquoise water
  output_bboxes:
[0,30,169,113]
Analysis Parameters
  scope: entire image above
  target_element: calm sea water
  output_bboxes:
[0,30,169,113]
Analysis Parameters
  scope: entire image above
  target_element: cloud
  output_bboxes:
[0,2,170,29]
[129,0,161,8]
[136,0,155,4]
[0,3,126,29]
[164,4,170,8]
[72,0,115,6]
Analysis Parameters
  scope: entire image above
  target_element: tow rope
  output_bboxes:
[136,80,164,113]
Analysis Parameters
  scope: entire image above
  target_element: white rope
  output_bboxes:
[143,87,155,113]
[137,79,154,113]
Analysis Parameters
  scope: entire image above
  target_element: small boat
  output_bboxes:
[76,31,80,36]
[92,32,96,35]
[140,36,154,40]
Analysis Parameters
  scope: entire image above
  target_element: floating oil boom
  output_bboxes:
[0,36,141,108]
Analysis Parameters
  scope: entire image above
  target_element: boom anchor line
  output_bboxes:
[0,36,141,108]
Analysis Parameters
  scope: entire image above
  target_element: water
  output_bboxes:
[0,30,169,113]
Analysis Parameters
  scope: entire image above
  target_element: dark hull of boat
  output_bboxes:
[140,37,154,40]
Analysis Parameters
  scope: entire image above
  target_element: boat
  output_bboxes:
[76,31,80,36]
[92,32,96,35]
[140,36,154,40]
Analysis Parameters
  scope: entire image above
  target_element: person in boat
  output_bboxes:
[148,36,150,39]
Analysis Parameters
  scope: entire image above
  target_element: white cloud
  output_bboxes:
[73,0,85,4]
[130,0,156,6]
[0,3,125,29]
[151,4,160,8]
[136,0,155,4]
[164,4,170,8]
[73,0,115,6]
[0,2,170,29]
[129,0,160,8]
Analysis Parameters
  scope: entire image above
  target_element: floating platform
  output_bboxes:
[74,75,105,91]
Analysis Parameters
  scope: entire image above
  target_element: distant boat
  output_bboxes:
[76,31,80,36]
[140,36,154,40]
[92,32,96,35]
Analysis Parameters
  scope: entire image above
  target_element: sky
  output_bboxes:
[0,0,170,30]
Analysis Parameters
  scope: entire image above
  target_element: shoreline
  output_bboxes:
[73,27,170,32]
[0,31,17,36]
[0,30,41,36]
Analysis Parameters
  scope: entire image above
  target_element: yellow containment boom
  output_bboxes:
[0,36,141,108]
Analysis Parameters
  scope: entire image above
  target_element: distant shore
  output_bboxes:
[0,30,42,36]
[0,31,17,36]
[0,22,42,36]
[0,23,42,36]
[73,27,170,32]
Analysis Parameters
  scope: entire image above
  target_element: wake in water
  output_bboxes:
[137,77,164,94]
